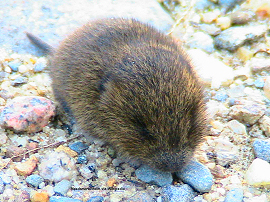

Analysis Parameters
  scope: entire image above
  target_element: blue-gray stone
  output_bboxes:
[214,91,228,102]
[0,177,4,194]
[187,32,214,53]
[224,188,244,202]
[8,61,21,71]
[69,142,88,154]
[34,62,46,72]
[215,25,267,51]
[77,154,88,164]
[26,174,44,187]
[254,78,264,88]
[0,72,9,82]
[176,160,213,193]
[50,196,82,202]
[0,172,12,184]
[54,180,72,196]
[11,76,28,86]
[135,165,173,187]
[162,184,196,202]
[253,139,270,162]
[218,0,245,12]
[86,196,104,202]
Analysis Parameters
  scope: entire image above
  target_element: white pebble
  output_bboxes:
[97,170,107,179]
[211,120,224,131]
[246,158,270,187]
[18,65,28,73]
[216,16,231,30]
[227,120,247,135]
[245,194,268,202]
[188,49,234,89]
[4,66,11,73]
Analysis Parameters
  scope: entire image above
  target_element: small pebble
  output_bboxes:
[4,66,11,73]
[18,65,28,73]
[258,115,270,136]
[227,120,247,135]
[0,89,14,99]
[0,72,9,82]
[243,0,270,19]
[208,164,226,178]
[0,177,4,194]
[218,0,245,12]
[229,102,266,125]
[55,145,78,157]
[107,147,116,158]
[0,96,55,133]
[201,9,221,23]
[26,142,39,151]
[264,76,270,100]
[31,192,49,202]
[11,76,28,87]
[34,58,47,72]
[26,174,44,187]
[211,120,224,132]
[135,165,173,187]
[162,184,196,202]
[86,196,104,202]
[39,151,78,182]
[250,58,270,73]
[246,158,270,187]
[214,91,228,102]
[77,154,88,164]
[0,172,12,184]
[14,155,38,176]
[187,32,214,53]
[5,145,26,162]
[214,25,267,51]
[188,49,234,89]
[54,179,72,196]
[176,160,213,192]
[127,191,153,202]
[49,196,83,202]
[68,142,88,154]
[216,16,231,30]
[253,139,270,162]
[249,125,264,138]
[79,164,95,179]
[254,78,264,88]
[107,178,117,187]
[224,188,244,202]
[194,23,221,36]
[214,138,239,166]
[18,190,30,202]
[230,9,255,25]
[8,61,21,71]
[236,47,253,62]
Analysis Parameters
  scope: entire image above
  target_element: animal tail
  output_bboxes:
[26,32,54,54]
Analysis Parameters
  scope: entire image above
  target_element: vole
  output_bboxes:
[27,18,208,172]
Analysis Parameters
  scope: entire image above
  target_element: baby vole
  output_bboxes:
[27,18,208,172]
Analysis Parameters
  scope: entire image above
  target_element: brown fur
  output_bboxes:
[27,18,208,172]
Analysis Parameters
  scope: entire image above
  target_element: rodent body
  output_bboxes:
[27,18,208,172]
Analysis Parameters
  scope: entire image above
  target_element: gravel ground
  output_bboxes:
[1,0,270,201]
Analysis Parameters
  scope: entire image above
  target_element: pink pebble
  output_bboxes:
[0,96,55,133]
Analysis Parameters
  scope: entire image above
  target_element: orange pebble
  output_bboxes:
[31,192,49,202]
[107,178,117,187]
